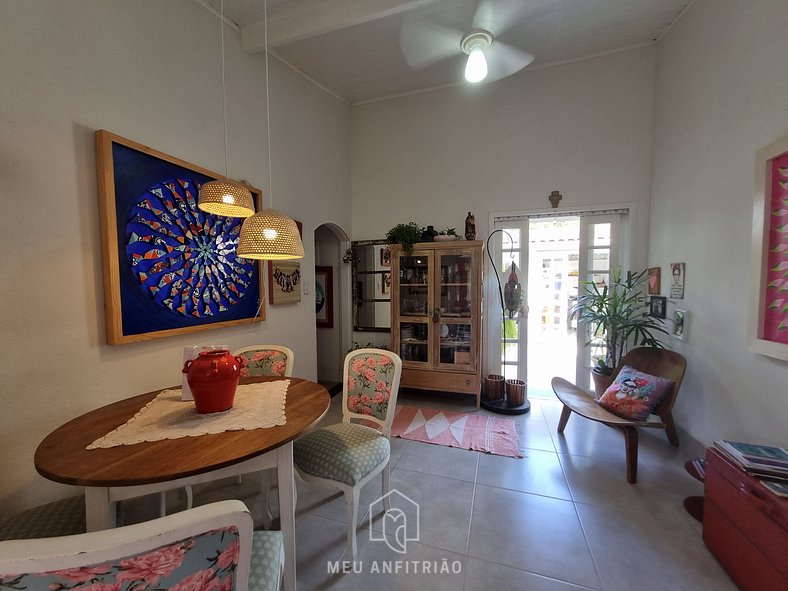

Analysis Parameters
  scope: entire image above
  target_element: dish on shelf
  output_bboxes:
[433,235,461,242]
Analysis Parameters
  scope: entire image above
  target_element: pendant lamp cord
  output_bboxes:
[264,0,274,209]
[220,0,230,178]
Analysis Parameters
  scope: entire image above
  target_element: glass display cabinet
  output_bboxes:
[391,241,483,406]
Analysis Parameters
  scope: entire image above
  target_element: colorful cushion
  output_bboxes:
[0,527,240,590]
[293,422,390,486]
[250,530,284,591]
[238,349,289,377]
[345,353,397,421]
[598,366,674,421]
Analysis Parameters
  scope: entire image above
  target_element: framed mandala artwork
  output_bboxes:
[96,130,264,345]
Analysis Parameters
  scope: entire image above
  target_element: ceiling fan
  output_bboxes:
[400,0,535,85]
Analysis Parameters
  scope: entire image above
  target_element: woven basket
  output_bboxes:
[485,374,505,401]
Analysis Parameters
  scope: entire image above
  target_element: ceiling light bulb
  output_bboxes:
[465,44,488,83]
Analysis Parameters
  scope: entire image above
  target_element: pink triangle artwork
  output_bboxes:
[391,406,523,458]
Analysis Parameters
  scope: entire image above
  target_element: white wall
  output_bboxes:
[350,46,656,271]
[0,0,349,514]
[649,0,788,447]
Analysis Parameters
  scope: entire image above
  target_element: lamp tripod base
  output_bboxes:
[481,397,531,415]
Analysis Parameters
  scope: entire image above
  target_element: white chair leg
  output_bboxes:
[382,462,391,511]
[185,485,194,510]
[346,487,360,559]
[259,469,273,529]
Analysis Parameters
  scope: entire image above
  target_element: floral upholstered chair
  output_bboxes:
[293,348,402,558]
[180,345,294,522]
[0,500,284,591]
[233,345,294,378]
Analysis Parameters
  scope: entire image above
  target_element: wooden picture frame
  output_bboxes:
[315,266,334,328]
[268,261,302,305]
[96,130,264,345]
[647,267,661,295]
[380,247,391,267]
[673,309,688,342]
[749,134,788,359]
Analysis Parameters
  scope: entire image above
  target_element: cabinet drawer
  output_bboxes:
[703,498,786,591]
[705,449,788,577]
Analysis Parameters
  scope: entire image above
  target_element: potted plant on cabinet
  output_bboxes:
[385,222,423,255]
[568,267,669,398]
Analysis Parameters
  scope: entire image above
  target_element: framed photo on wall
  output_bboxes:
[673,309,688,341]
[95,130,264,345]
[749,133,788,360]
[669,263,685,299]
[649,296,667,319]
[648,267,661,295]
[315,266,334,328]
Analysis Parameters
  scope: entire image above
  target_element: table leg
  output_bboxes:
[277,442,296,591]
[84,487,116,532]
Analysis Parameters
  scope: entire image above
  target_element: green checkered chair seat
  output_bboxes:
[250,530,284,591]
[293,422,390,486]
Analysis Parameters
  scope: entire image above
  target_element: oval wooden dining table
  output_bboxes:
[34,376,330,591]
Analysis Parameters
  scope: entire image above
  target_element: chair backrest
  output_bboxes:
[611,347,687,417]
[233,345,294,377]
[0,500,253,591]
[342,348,403,436]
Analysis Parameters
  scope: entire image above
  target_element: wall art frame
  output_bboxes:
[649,296,667,319]
[673,309,688,342]
[268,260,302,305]
[315,266,334,328]
[647,266,661,295]
[748,133,788,360]
[669,262,685,299]
[96,130,264,345]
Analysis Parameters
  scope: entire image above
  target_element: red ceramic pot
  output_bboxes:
[182,349,242,413]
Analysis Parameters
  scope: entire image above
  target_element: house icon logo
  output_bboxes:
[369,489,420,554]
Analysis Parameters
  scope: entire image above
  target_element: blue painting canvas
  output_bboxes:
[97,131,263,344]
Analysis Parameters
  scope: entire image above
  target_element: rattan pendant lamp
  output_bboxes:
[237,0,304,260]
[197,0,255,218]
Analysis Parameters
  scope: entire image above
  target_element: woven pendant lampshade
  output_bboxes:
[198,178,255,218]
[237,208,304,260]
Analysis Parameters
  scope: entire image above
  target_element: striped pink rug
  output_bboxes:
[390,406,523,458]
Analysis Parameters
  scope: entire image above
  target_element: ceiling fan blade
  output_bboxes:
[400,18,463,69]
[485,41,535,82]
[473,0,528,36]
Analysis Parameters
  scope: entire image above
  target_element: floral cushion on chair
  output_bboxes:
[238,350,288,377]
[598,365,674,421]
[345,353,397,421]
[0,527,240,591]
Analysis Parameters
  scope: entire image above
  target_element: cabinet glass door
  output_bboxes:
[397,251,432,365]
[437,250,474,370]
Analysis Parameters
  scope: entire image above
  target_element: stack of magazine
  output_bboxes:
[713,440,788,498]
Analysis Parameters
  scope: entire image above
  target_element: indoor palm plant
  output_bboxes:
[569,267,668,395]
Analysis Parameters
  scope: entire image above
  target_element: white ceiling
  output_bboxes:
[203,0,692,104]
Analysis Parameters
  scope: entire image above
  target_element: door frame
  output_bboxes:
[484,203,638,385]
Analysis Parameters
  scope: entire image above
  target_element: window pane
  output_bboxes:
[590,249,610,271]
[501,229,520,250]
[592,223,611,246]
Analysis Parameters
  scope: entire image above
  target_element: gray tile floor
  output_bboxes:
[142,391,737,591]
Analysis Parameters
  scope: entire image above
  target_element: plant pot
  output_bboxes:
[484,374,505,401]
[591,369,614,400]
[182,349,242,413]
[505,379,527,407]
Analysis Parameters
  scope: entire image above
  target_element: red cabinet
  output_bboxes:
[703,448,788,591]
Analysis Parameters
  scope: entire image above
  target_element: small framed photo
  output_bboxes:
[649,296,667,319]
[673,309,688,341]
[381,271,392,294]
[647,267,661,295]
[380,247,391,267]
[670,262,685,299]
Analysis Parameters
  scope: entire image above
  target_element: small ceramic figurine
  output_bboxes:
[421,225,438,241]
[465,212,476,240]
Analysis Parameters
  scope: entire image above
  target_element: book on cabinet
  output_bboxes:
[391,241,483,407]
